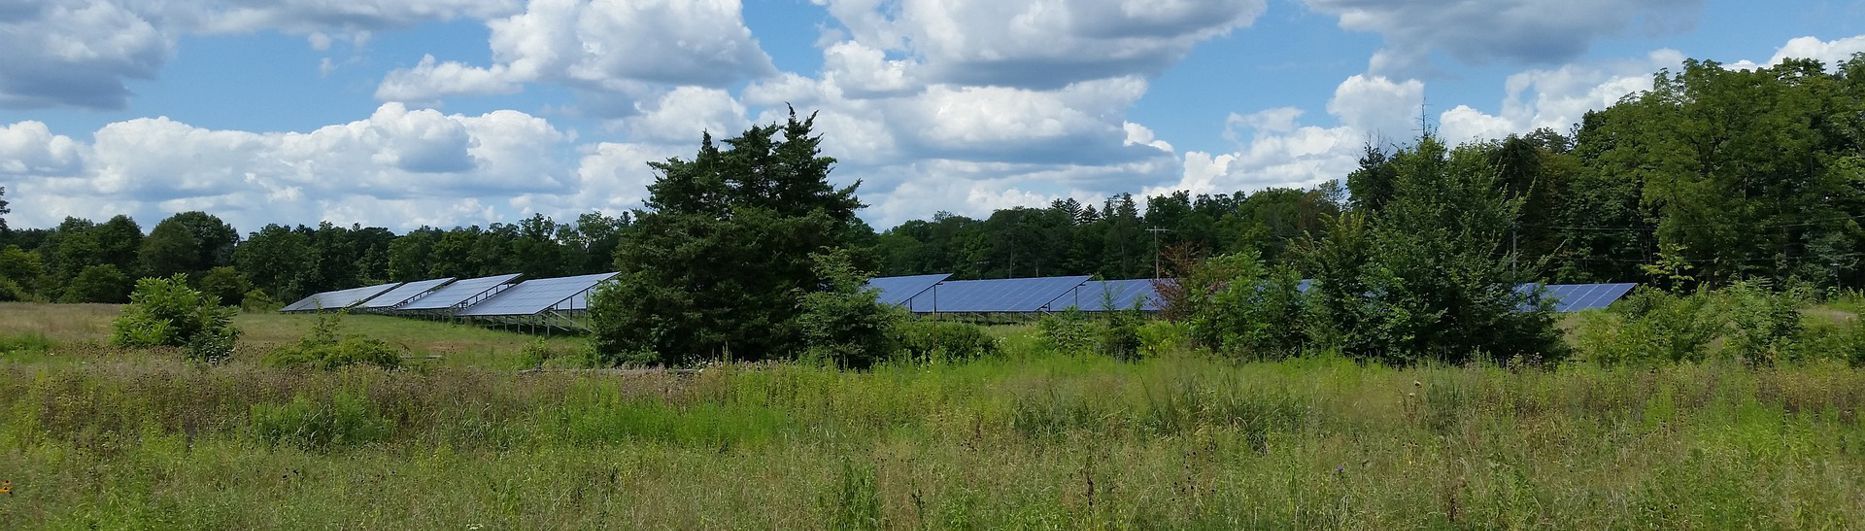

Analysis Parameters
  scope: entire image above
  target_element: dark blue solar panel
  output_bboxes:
[280,282,402,312]
[356,278,455,309]
[397,273,522,311]
[457,272,619,317]
[864,274,952,306]
[1048,279,1165,312]
[907,276,1091,313]
[1522,283,1637,312]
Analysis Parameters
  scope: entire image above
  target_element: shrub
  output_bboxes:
[1574,287,1724,365]
[1136,320,1193,357]
[0,332,53,355]
[185,329,238,365]
[110,274,239,349]
[62,264,132,303]
[797,250,904,369]
[250,391,392,450]
[1179,251,1307,360]
[264,312,403,370]
[1037,308,1097,354]
[240,289,281,312]
[1098,308,1145,361]
[1722,280,1811,364]
[197,266,251,306]
[893,320,997,362]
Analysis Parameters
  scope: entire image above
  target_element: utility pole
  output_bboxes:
[1147,227,1171,279]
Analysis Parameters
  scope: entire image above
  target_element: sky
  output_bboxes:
[1,0,1862,234]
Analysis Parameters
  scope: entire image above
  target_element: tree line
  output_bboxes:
[877,57,1865,289]
[0,55,1861,310]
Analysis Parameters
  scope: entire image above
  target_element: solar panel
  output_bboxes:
[355,278,456,310]
[1519,283,1637,312]
[396,273,522,311]
[864,273,952,306]
[907,275,1092,313]
[457,272,619,317]
[279,282,402,312]
[1048,279,1166,312]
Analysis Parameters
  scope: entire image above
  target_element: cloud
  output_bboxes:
[814,0,1266,88]
[4,103,571,230]
[623,86,749,144]
[1768,35,1865,67]
[1304,0,1702,75]
[0,0,523,110]
[375,0,776,104]
[0,1,170,109]
[1435,49,1685,145]
[0,121,85,176]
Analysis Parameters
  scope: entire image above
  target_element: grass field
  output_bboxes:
[1,303,1862,528]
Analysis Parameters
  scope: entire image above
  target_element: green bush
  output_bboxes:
[0,332,53,355]
[1722,280,1811,364]
[797,250,904,369]
[264,312,403,370]
[240,289,281,312]
[893,320,998,362]
[1179,252,1307,360]
[110,274,239,349]
[62,264,132,303]
[1037,308,1097,354]
[185,329,238,365]
[197,266,251,306]
[1574,287,1726,365]
[1098,309,1144,361]
[250,391,392,450]
[1137,320,1193,357]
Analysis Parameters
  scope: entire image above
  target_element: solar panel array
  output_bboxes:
[397,273,523,311]
[1048,279,1165,312]
[908,275,1093,313]
[355,277,455,310]
[865,273,952,306]
[457,272,619,317]
[1524,283,1638,312]
[280,282,403,312]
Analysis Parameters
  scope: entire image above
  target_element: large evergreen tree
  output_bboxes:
[591,110,866,365]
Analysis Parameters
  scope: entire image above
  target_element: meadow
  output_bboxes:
[1,303,1862,528]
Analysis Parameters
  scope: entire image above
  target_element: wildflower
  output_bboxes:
[1,480,11,496]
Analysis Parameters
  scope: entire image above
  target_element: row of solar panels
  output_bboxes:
[280,272,618,317]
[865,274,1638,314]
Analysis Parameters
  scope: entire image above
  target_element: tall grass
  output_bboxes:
[1,351,1861,527]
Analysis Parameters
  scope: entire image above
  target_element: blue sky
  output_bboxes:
[2,0,1861,233]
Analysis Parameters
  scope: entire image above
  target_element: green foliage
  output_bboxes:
[240,288,280,312]
[1037,309,1097,354]
[1575,283,1826,366]
[0,331,53,355]
[62,264,132,303]
[797,250,903,369]
[892,320,998,362]
[1305,136,1566,365]
[110,274,239,349]
[197,266,251,306]
[185,328,238,365]
[825,460,884,530]
[1098,308,1144,361]
[1722,280,1812,364]
[1136,320,1192,357]
[1177,250,1307,360]
[250,391,392,450]
[264,312,403,370]
[593,110,866,366]
[0,244,46,300]
[140,211,239,279]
